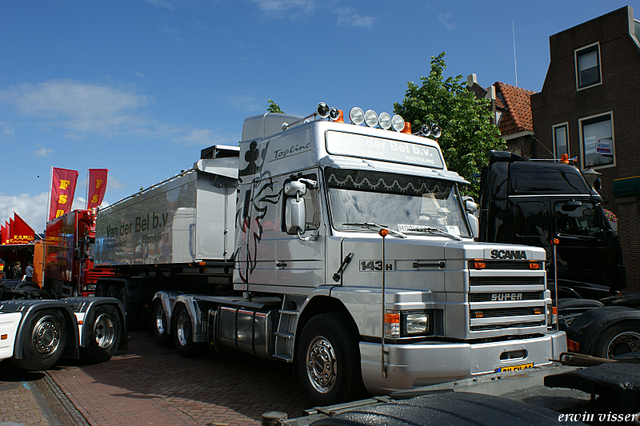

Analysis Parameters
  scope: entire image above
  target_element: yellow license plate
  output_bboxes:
[497,363,533,372]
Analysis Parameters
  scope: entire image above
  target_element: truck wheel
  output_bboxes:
[296,313,364,406]
[591,321,640,359]
[12,310,67,371]
[150,300,171,346]
[81,305,122,364]
[94,282,107,297]
[173,304,200,357]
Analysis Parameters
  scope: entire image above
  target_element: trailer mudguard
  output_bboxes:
[564,305,640,352]
[61,297,128,351]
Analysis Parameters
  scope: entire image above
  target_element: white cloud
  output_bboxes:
[1,123,15,141]
[31,145,53,157]
[335,8,376,29]
[0,192,49,233]
[251,0,317,13]
[174,128,239,147]
[0,79,152,137]
[438,13,456,30]
[0,192,96,234]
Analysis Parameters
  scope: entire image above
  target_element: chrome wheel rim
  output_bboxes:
[154,303,166,336]
[93,313,116,349]
[306,335,337,394]
[32,315,61,358]
[176,310,190,347]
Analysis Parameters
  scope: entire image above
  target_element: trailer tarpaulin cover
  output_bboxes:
[87,169,108,209]
[49,167,79,220]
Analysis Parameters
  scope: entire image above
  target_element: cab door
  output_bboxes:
[275,173,325,290]
[553,200,614,291]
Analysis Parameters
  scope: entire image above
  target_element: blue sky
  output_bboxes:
[1,0,636,232]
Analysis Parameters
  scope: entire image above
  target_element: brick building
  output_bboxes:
[531,6,640,293]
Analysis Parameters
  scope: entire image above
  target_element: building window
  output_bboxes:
[553,123,569,158]
[579,112,614,169]
[575,43,601,89]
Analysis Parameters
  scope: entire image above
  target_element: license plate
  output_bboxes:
[497,363,533,372]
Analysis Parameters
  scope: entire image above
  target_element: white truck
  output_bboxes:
[93,102,566,405]
[0,282,127,370]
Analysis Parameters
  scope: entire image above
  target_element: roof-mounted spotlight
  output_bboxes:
[391,115,405,132]
[349,107,364,125]
[364,110,378,128]
[420,124,431,137]
[379,112,392,130]
[329,107,340,120]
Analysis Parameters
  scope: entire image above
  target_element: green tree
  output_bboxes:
[393,52,505,196]
[267,99,284,114]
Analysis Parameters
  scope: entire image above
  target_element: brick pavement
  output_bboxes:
[2,331,311,426]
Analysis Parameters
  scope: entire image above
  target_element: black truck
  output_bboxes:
[475,151,640,359]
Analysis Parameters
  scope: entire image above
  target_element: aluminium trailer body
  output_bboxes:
[92,145,239,326]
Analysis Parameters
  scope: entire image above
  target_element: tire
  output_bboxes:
[591,321,640,359]
[81,305,122,364]
[11,310,67,371]
[94,282,107,298]
[296,313,364,406]
[150,300,171,346]
[172,304,200,357]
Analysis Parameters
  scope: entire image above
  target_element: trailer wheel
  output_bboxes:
[297,313,364,406]
[591,321,640,359]
[150,300,171,346]
[81,305,122,364]
[12,310,67,371]
[173,304,200,357]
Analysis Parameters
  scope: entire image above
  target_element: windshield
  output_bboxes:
[325,168,471,238]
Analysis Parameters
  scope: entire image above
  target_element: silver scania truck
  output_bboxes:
[93,103,566,405]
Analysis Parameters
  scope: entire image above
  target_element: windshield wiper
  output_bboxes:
[401,226,463,241]
[342,222,407,239]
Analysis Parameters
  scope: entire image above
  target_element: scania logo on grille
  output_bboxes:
[490,249,527,260]
[491,293,523,301]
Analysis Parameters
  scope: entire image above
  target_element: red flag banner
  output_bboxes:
[7,213,35,244]
[49,167,79,220]
[1,224,7,245]
[87,169,108,209]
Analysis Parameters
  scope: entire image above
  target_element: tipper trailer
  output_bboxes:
[93,102,565,405]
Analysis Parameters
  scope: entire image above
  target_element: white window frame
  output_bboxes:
[578,111,615,171]
[575,42,602,91]
[552,122,569,159]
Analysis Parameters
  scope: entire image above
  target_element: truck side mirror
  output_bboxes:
[285,197,306,235]
[464,199,478,213]
[284,181,307,197]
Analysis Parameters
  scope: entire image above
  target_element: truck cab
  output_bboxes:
[478,151,625,299]
[232,105,565,404]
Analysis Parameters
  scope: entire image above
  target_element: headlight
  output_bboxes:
[404,312,429,335]
[364,110,378,127]
[385,310,432,338]
[392,115,405,132]
[349,107,364,125]
[378,112,391,130]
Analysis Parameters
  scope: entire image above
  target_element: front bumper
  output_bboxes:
[360,330,566,395]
